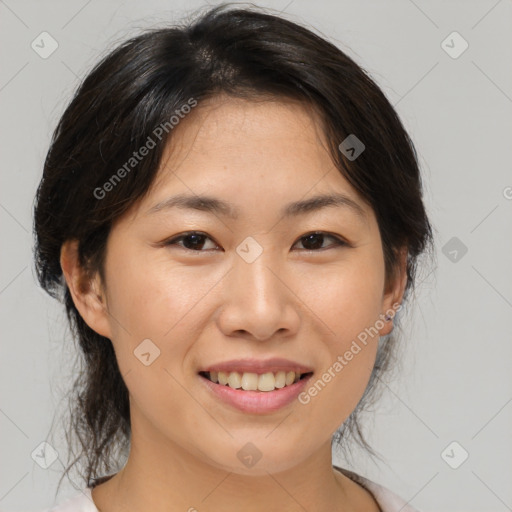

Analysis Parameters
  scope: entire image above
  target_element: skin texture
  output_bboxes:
[61,95,407,512]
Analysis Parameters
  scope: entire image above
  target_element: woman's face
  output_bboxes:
[66,96,405,475]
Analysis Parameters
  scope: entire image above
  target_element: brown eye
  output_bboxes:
[164,232,219,251]
[294,232,347,251]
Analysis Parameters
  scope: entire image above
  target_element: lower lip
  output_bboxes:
[198,373,313,414]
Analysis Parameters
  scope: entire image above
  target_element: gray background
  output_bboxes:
[1,1,511,511]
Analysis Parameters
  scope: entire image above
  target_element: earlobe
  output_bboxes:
[60,239,112,339]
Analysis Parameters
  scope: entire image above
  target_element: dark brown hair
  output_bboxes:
[33,3,434,491]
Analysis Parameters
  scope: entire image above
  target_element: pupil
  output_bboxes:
[303,233,323,250]
[185,234,204,250]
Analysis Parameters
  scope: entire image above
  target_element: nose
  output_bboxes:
[216,249,301,341]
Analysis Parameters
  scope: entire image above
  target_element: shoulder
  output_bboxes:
[334,465,421,512]
[43,488,98,512]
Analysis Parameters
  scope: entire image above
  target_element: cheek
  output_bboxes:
[293,257,383,421]
[298,256,385,342]
[104,249,206,339]
[102,250,221,387]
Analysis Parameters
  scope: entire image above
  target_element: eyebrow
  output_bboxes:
[145,192,367,222]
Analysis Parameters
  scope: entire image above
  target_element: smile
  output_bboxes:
[199,370,313,392]
[198,371,314,414]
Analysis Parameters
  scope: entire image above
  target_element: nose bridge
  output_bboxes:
[218,240,299,340]
[232,243,282,311]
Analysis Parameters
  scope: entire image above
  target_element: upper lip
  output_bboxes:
[199,358,314,375]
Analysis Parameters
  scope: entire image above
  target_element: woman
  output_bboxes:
[33,4,433,511]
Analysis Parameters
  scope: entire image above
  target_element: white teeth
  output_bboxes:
[205,370,308,391]
[258,372,275,391]
[241,372,258,390]
[227,372,242,389]
[274,371,286,389]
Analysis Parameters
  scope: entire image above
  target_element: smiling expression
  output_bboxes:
[65,94,405,475]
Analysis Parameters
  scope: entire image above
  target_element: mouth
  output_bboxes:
[196,358,315,413]
[198,370,314,392]
[198,368,314,414]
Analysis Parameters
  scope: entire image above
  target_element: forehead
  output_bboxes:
[153,97,338,186]
[158,95,328,169]
[129,96,373,225]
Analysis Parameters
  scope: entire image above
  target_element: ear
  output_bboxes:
[378,246,408,336]
[60,239,112,339]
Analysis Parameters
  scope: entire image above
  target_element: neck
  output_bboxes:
[91,420,378,512]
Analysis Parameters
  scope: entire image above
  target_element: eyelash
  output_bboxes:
[162,231,348,253]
